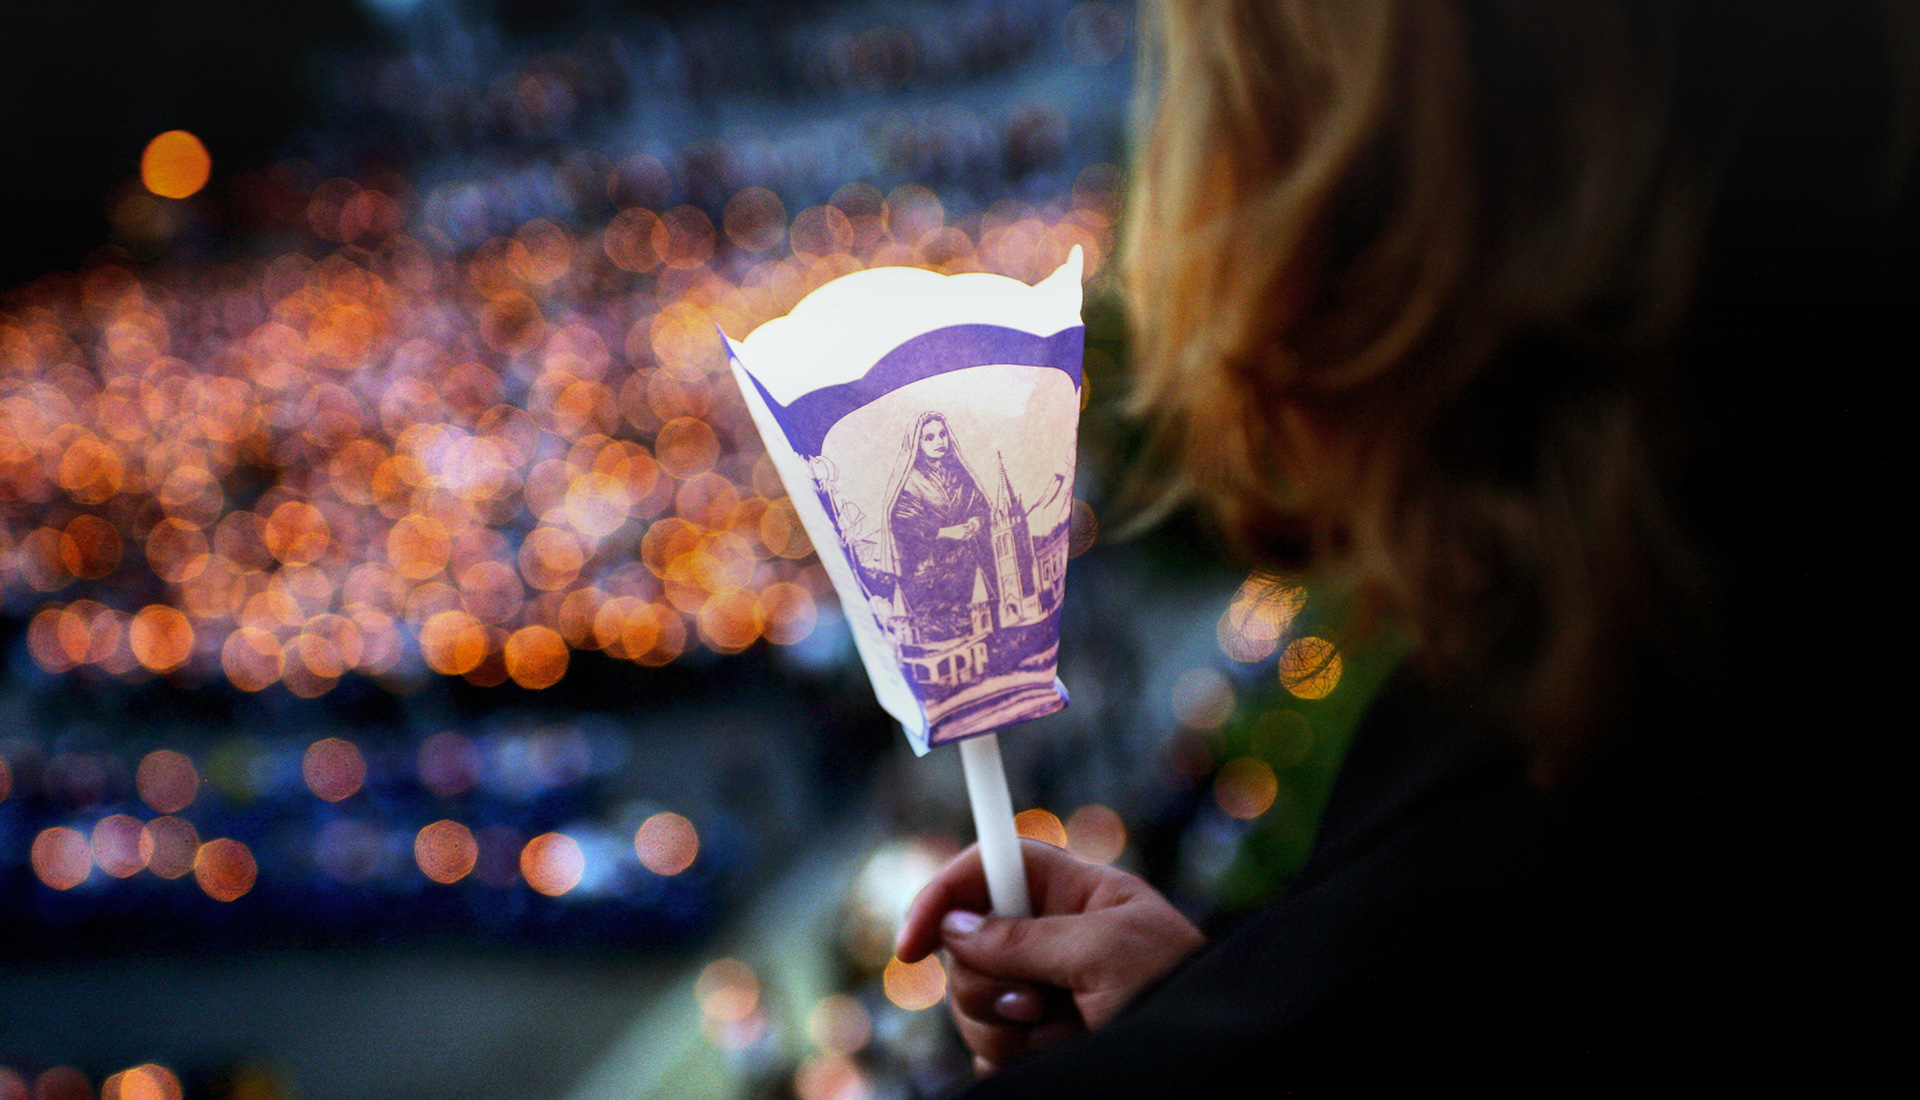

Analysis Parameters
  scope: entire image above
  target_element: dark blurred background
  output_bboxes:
[0,3,1383,1097]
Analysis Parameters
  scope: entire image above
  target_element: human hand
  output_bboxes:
[894,839,1205,1076]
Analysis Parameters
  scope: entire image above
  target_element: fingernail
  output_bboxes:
[943,909,984,936]
[995,990,1044,1024]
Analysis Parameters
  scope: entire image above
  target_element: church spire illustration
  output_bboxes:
[991,455,1044,626]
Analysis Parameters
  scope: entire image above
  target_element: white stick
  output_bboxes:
[957,732,1032,918]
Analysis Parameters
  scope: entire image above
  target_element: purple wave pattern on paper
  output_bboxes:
[732,323,1084,456]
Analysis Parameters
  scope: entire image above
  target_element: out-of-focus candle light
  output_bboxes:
[1218,573,1306,663]
[1013,808,1068,848]
[792,1054,867,1100]
[1213,758,1280,821]
[1065,804,1127,864]
[303,737,366,802]
[101,1063,182,1100]
[634,811,699,875]
[882,955,946,1011]
[521,831,585,896]
[806,994,872,1055]
[1171,667,1236,731]
[697,956,767,1049]
[141,130,212,199]
[1,172,1116,700]
[92,815,148,878]
[129,605,194,673]
[503,625,569,689]
[140,816,200,879]
[31,826,92,890]
[194,837,257,902]
[696,957,760,1025]
[136,749,199,814]
[415,820,479,884]
[1279,636,1343,700]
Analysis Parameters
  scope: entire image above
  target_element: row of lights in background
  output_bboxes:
[6,731,701,899]
[23,811,698,901]
[6,726,616,812]
[0,1063,181,1100]
[1,127,1118,697]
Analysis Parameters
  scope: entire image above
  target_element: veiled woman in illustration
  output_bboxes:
[886,412,997,643]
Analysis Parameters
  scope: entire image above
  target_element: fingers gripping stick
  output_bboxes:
[958,733,1032,919]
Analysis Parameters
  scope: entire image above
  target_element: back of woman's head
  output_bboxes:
[1125,0,1916,779]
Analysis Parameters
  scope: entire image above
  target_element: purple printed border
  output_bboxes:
[725,323,1085,456]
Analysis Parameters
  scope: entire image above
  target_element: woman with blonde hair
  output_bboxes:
[898,0,1908,1088]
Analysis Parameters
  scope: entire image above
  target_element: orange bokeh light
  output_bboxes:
[221,626,283,691]
[141,130,212,200]
[194,837,257,901]
[415,820,479,884]
[1214,757,1280,820]
[141,816,200,879]
[102,1063,183,1100]
[1218,574,1306,663]
[654,417,719,478]
[806,994,872,1055]
[1013,808,1068,849]
[303,736,366,802]
[92,814,149,878]
[792,1055,866,1100]
[264,501,330,565]
[1279,636,1343,700]
[388,514,452,579]
[420,609,489,675]
[1065,804,1128,865]
[503,625,568,689]
[757,582,817,646]
[882,955,947,1011]
[31,826,92,890]
[634,811,699,875]
[696,958,760,1024]
[128,604,195,672]
[520,831,584,896]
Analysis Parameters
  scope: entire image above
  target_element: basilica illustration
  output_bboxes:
[873,454,1069,692]
[810,409,1072,709]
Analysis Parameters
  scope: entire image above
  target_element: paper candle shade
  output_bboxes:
[724,249,1085,754]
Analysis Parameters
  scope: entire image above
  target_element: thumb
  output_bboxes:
[939,908,1100,991]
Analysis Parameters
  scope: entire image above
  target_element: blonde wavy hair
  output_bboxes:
[1124,0,1917,777]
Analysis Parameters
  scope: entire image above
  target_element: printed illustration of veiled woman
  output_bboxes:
[884,411,997,644]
